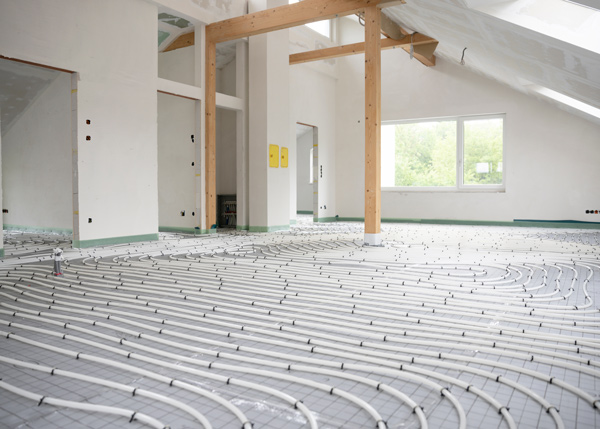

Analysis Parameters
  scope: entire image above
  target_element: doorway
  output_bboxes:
[0,57,75,248]
[295,122,318,223]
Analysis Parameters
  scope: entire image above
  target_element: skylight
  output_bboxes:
[531,85,600,120]
[564,0,600,11]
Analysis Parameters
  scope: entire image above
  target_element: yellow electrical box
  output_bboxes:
[269,144,279,168]
[281,147,288,168]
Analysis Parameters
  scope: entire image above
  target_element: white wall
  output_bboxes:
[2,73,72,232]
[289,26,338,222]
[249,0,290,231]
[0,0,159,246]
[157,47,197,231]
[335,41,600,222]
[296,131,313,212]
[157,93,196,230]
[158,46,194,85]
[216,58,237,196]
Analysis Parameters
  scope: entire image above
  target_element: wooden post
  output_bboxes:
[205,40,217,231]
[364,5,382,245]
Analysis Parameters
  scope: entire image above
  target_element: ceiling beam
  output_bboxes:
[402,42,438,66]
[163,31,194,52]
[206,0,404,43]
[290,33,437,65]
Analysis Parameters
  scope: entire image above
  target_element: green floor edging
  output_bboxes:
[4,224,73,235]
[236,225,250,231]
[159,226,198,234]
[73,233,159,249]
[335,217,600,229]
[290,219,297,225]
[248,225,290,233]
[0,249,4,258]
[316,217,337,223]
[297,210,313,215]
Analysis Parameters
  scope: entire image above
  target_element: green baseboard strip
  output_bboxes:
[159,226,199,234]
[297,210,313,215]
[335,217,600,229]
[73,233,159,249]
[289,219,297,225]
[0,249,4,258]
[3,224,73,235]
[315,217,337,223]
[236,225,250,231]
[248,225,290,233]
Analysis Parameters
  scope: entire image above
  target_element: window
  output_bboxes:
[382,115,504,190]
[289,0,331,39]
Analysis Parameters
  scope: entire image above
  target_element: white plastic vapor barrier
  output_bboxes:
[0,222,599,429]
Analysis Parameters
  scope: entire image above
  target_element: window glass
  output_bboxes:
[382,115,504,190]
[463,118,503,185]
[383,121,456,187]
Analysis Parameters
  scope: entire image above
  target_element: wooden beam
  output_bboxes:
[205,40,217,230]
[0,55,75,74]
[163,31,195,52]
[290,33,437,65]
[403,41,438,66]
[364,5,381,237]
[206,0,402,43]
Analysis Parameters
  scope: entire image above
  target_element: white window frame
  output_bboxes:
[382,114,506,193]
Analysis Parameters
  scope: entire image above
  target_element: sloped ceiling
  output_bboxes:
[384,0,600,124]
[0,59,60,136]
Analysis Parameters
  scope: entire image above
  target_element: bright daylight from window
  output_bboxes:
[382,116,504,189]
[288,0,331,38]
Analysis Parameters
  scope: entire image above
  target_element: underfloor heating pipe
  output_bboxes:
[0,330,256,429]
[0,356,213,428]
[0,288,595,409]
[2,305,510,429]
[2,319,385,429]
[0,379,166,429]
[1,307,433,428]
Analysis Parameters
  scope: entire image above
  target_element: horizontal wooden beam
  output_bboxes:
[163,31,194,52]
[403,41,438,67]
[206,0,403,43]
[290,33,437,65]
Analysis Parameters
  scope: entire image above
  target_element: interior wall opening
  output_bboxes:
[0,58,74,245]
[157,92,196,234]
[295,122,317,222]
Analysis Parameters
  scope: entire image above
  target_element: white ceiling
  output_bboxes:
[384,0,600,124]
[0,59,61,136]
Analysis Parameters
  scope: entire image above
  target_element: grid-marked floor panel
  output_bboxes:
[0,223,599,428]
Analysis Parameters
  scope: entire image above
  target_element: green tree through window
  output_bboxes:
[382,115,504,189]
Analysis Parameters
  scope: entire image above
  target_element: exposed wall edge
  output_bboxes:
[3,224,73,235]
[73,233,159,249]
[248,225,290,233]
[316,217,337,223]
[159,226,201,235]
[335,218,600,229]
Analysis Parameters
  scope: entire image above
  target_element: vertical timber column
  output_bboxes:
[195,26,206,232]
[364,5,382,246]
[205,38,217,232]
[236,40,249,231]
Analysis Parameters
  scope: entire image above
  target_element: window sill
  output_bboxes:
[382,187,506,193]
